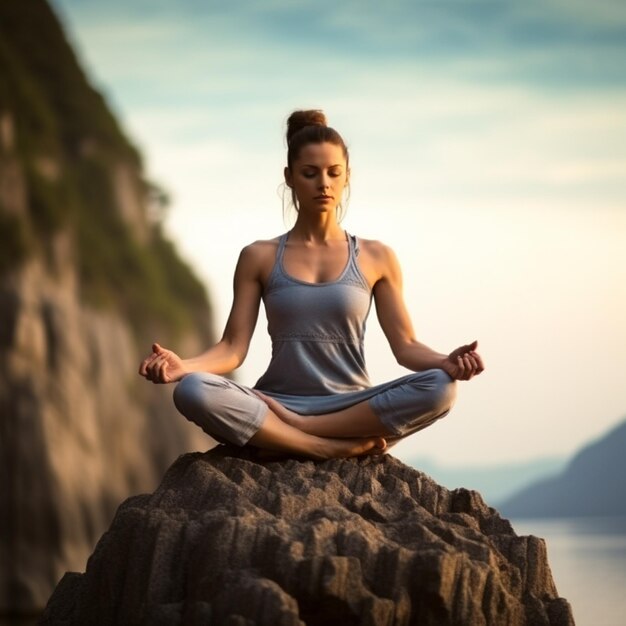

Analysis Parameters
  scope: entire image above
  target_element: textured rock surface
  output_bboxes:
[0,257,212,614]
[41,447,574,625]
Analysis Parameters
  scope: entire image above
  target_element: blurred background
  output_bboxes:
[1,1,625,624]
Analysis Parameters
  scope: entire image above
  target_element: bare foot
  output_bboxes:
[249,392,387,461]
[315,436,387,460]
[253,390,303,429]
[251,436,387,462]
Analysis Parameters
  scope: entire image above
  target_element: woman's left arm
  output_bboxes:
[369,242,484,381]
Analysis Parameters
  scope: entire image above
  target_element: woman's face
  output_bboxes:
[285,142,349,215]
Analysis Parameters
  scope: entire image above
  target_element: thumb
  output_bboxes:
[152,342,165,354]
[468,340,478,351]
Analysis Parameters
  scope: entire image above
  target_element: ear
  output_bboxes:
[284,166,292,188]
[345,167,351,187]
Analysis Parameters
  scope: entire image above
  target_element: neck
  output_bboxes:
[290,212,344,243]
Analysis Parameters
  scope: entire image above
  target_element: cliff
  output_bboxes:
[0,1,216,617]
[500,417,626,518]
[41,448,574,625]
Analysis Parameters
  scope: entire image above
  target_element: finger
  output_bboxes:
[147,355,166,381]
[462,355,473,379]
[471,352,485,373]
[151,358,165,384]
[466,353,479,371]
[465,354,480,378]
[157,361,167,383]
[152,361,163,384]
[456,355,466,378]
[465,354,478,377]
[464,351,482,375]
[139,353,158,376]
[154,355,170,380]
[252,390,273,404]
[146,350,162,366]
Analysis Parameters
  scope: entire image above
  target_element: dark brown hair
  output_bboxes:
[286,109,349,169]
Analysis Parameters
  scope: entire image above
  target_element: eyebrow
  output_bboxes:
[300,164,343,169]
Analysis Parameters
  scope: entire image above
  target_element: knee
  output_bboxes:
[430,368,457,413]
[173,372,225,416]
[408,368,457,414]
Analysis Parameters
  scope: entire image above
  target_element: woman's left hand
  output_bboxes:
[441,340,485,381]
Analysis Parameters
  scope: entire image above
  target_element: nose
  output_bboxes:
[319,173,331,190]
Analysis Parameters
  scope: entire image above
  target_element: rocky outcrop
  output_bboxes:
[0,255,212,615]
[0,1,216,617]
[41,448,574,625]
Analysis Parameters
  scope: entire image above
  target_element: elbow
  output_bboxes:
[229,341,249,370]
[393,344,411,369]
[217,337,247,371]
[231,350,246,370]
[395,355,412,370]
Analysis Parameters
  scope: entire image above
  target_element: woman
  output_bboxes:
[139,109,484,460]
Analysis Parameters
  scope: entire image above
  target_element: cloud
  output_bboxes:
[52,0,626,94]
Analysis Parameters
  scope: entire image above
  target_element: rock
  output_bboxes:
[0,255,212,614]
[40,447,574,625]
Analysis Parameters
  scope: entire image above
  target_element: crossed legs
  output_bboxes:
[173,373,386,460]
[247,409,387,460]
[173,370,456,461]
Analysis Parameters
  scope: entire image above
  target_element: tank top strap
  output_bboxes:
[264,233,289,292]
[345,232,371,293]
[347,232,360,257]
[266,230,369,293]
[276,232,289,261]
[276,230,354,265]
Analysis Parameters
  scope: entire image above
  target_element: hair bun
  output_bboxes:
[286,109,327,144]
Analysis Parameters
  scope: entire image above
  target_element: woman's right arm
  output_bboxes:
[139,243,265,384]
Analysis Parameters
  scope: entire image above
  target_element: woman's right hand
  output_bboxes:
[138,343,188,384]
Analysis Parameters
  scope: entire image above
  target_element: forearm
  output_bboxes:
[182,339,243,375]
[395,340,447,372]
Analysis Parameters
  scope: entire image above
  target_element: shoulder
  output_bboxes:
[353,237,402,286]
[235,235,284,282]
[239,236,279,259]
[357,237,395,258]
[356,237,400,269]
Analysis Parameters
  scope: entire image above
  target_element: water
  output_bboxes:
[511,516,626,626]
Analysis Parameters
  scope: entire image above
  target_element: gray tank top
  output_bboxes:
[254,231,373,396]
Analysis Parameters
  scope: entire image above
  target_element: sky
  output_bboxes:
[50,0,626,467]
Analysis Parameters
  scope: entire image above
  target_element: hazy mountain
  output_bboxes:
[499,417,626,518]
[405,455,568,505]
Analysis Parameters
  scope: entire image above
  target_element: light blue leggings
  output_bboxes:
[173,369,457,447]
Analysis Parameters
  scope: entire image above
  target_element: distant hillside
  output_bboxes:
[0,0,211,341]
[500,418,626,518]
[405,456,567,505]
[0,1,216,617]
